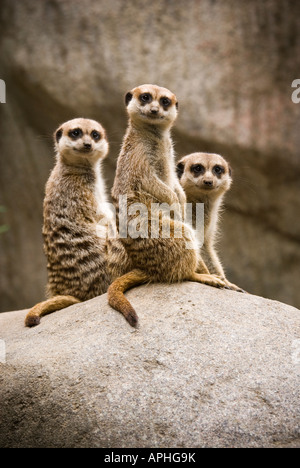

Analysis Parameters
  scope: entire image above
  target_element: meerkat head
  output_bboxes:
[54,118,109,166]
[177,152,232,199]
[124,84,178,128]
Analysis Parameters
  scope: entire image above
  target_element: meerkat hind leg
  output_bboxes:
[196,256,245,292]
[187,272,227,289]
[222,278,247,293]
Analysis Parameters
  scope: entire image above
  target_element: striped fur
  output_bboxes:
[25,118,129,327]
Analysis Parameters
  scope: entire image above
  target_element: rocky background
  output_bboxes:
[0,0,300,312]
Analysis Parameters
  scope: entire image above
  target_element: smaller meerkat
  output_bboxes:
[177,152,244,292]
[25,118,128,327]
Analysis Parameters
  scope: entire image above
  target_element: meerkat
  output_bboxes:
[176,152,244,292]
[25,118,128,327]
[107,84,227,326]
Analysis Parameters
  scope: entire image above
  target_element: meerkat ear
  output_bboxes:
[176,161,185,179]
[228,164,232,177]
[125,92,133,106]
[55,128,63,143]
[176,101,179,110]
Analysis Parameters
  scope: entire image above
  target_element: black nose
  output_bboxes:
[84,143,92,150]
[203,180,213,186]
[150,108,158,114]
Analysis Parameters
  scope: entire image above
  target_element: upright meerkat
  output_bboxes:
[177,152,244,291]
[25,118,128,327]
[108,84,227,326]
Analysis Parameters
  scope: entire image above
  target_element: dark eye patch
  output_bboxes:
[55,129,63,143]
[191,164,205,176]
[125,92,133,106]
[213,165,225,176]
[176,162,185,179]
[91,130,101,141]
[68,128,83,139]
[160,97,171,108]
[139,93,152,104]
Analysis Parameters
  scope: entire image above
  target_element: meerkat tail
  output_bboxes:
[108,269,149,327]
[25,295,80,327]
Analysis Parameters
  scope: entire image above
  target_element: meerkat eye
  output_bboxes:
[160,97,171,108]
[213,165,225,175]
[139,93,152,104]
[191,164,205,176]
[91,130,101,141]
[69,128,82,139]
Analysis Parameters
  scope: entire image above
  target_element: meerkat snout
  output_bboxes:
[83,142,92,151]
[203,179,213,188]
[150,106,159,115]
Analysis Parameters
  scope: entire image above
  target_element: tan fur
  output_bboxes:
[177,152,245,292]
[108,85,227,324]
[25,118,129,327]
[25,296,80,327]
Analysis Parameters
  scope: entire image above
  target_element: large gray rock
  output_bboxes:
[1,0,300,312]
[0,283,299,448]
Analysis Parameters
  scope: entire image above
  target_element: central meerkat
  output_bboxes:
[108,84,227,325]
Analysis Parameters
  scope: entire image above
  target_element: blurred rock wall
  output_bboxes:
[0,0,300,311]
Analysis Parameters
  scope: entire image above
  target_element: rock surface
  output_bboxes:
[0,283,299,448]
[1,0,300,312]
